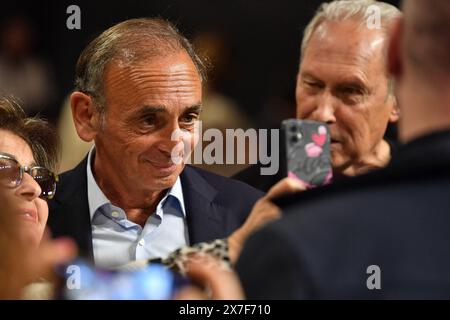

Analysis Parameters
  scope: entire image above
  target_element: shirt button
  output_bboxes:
[111,211,120,218]
[138,239,145,246]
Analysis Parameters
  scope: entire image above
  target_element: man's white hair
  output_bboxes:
[301,0,402,57]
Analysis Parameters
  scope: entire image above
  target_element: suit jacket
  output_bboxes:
[48,157,263,260]
[236,130,450,299]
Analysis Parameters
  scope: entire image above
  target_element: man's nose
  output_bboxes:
[311,92,337,124]
[157,122,184,155]
[17,173,41,200]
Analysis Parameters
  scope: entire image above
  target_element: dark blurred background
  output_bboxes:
[0,0,399,173]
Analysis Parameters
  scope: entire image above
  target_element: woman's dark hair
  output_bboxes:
[0,96,60,171]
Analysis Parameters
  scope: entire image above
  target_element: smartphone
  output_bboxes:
[57,259,189,300]
[280,119,333,188]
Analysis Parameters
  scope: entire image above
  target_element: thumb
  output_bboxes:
[266,177,306,200]
[35,237,78,280]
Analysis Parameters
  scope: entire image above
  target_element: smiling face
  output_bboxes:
[0,129,47,248]
[92,50,202,208]
[296,20,398,175]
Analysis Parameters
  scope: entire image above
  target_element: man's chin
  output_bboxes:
[146,160,185,176]
[331,152,351,174]
[147,164,184,185]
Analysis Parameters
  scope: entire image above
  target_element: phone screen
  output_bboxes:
[58,259,189,300]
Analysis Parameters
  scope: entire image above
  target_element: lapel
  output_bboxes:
[48,156,94,260]
[50,162,229,256]
[180,165,228,245]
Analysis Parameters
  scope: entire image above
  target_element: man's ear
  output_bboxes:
[387,17,403,79]
[70,91,102,142]
[389,100,400,123]
[387,17,403,125]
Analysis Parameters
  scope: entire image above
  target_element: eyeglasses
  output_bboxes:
[0,153,58,200]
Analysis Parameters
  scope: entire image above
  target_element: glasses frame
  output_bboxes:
[0,152,58,200]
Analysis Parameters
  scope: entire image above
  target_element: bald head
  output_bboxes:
[402,0,450,81]
[389,0,450,143]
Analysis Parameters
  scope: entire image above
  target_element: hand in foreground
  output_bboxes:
[228,177,305,264]
[175,255,244,300]
[0,225,77,299]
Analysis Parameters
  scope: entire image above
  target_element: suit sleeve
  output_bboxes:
[235,223,315,299]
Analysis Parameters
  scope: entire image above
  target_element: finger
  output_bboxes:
[35,237,78,280]
[185,256,244,300]
[175,286,208,300]
[266,177,306,199]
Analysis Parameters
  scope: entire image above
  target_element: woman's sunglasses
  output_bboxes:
[0,153,58,200]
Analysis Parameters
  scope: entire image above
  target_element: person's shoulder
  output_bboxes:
[51,157,88,204]
[183,165,264,198]
[271,162,399,210]
[58,156,88,181]
[279,171,450,237]
[232,163,281,192]
[239,180,410,273]
[232,163,261,181]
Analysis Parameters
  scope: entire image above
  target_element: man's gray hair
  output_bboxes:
[301,0,402,58]
[300,0,401,97]
[74,18,206,113]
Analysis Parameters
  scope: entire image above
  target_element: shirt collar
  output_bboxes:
[86,146,186,221]
[166,172,186,216]
[86,146,110,221]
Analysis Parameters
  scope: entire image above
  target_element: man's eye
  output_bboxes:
[303,81,322,91]
[143,114,157,126]
[181,114,199,124]
[342,86,364,95]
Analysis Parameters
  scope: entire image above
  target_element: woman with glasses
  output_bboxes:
[0,97,59,248]
[0,96,76,299]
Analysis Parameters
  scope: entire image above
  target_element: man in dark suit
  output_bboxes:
[48,18,263,268]
[236,0,450,299]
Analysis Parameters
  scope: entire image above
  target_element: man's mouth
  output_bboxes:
[148,159,176,167]
[147,160,179,173]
